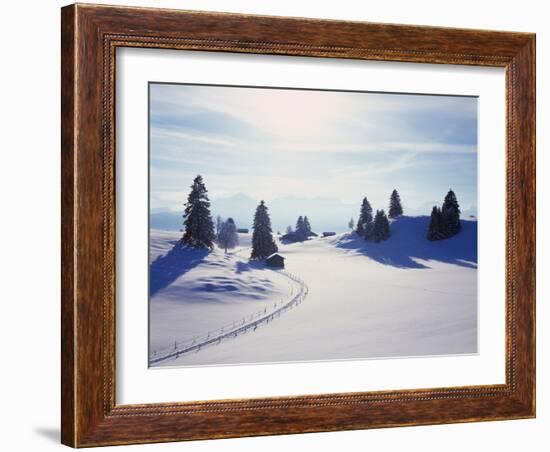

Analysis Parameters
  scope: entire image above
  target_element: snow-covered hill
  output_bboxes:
[330,215,477,269]
[150,216,477,367]
[149,230,294,357]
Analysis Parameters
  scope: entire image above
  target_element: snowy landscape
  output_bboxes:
[149,185,477,367]
[148,83,478,368]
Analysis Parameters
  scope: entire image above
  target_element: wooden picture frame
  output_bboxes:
[61,3,535,447]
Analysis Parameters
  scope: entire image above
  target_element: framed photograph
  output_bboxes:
[61,4,535,447]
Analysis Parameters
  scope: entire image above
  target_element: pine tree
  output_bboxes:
[250,201,278,260]
[285,225,293,235]
[296,216,304,233]
[426,190,462,240]
[373,210,383,242]
[364,219,375,241]
[427,206,445,241]
[348,218,354,231]
[217,217,239,252]
[441,189,461,236]
[373,209,390,242]
[295,215,308,241]
[388,189,404,219]
[303,216,312,236]
[356,197,373,237]
[181,175,215,249]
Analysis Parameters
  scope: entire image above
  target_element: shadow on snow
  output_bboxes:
[150,243,274,296]
[335,216,477,269]
[235,259,267,274]
[149,241,209,296]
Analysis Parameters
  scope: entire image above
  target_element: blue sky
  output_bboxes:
[149,83,477,224]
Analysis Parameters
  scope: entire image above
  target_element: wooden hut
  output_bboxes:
[266,253,285,268]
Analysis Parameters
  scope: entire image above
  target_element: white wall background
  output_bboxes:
[0,1,545,451]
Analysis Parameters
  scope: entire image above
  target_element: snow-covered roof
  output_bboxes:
[266,253,285,260]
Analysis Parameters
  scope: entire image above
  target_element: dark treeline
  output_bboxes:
[356,197,373,237]
[354,189,403,242]
[373,210,391,242]
[427,189,461,241]
[179,175,278,260]
[351,188,463,243]
[282,215,316,242]
[180,176,464,258]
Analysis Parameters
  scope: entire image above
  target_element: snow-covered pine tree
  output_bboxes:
[426,190,461,240]
[181,175,215,249]
[296,215,304,233]
[388,189,404,218]
[364,218,375,241]
[348,217,354,231]
[295,215,307,241]
[250,201,278,260]
[303,216,312,236]
[441,189,461,236]
[217,217,239,252]
[427,206,445,241]
[373,209,390,242]
[356,197,373,237]
[285,225,293,235]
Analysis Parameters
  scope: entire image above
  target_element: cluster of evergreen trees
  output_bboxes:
[354,189,403,242]
[427,189,461,241]
[293,215,314,241]
[181,175,278,260]
[373,210,391,242]
[283,215,315,242]
[356,197,373,238]
[180,176,464,256]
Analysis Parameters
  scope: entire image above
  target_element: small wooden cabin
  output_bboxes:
[237,228,249,233]
[266,253,285,268]
[322,231,336,237]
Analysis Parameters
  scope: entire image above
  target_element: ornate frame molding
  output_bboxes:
[61,4,535,447]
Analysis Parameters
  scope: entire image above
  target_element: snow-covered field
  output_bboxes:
[149,231,296,356]
[149,216,477,367]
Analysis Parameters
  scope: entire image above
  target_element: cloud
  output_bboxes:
[151,127,236,148]
[149,83,478,212]
[266,141,476,155]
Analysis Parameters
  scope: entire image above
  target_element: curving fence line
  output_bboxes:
[149,271,308,366]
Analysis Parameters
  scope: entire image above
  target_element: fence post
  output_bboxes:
[155,273,308,364]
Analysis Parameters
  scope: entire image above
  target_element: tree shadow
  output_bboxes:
[235,258,266,274]
[150,243,209,296]
[335,216,477,269]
